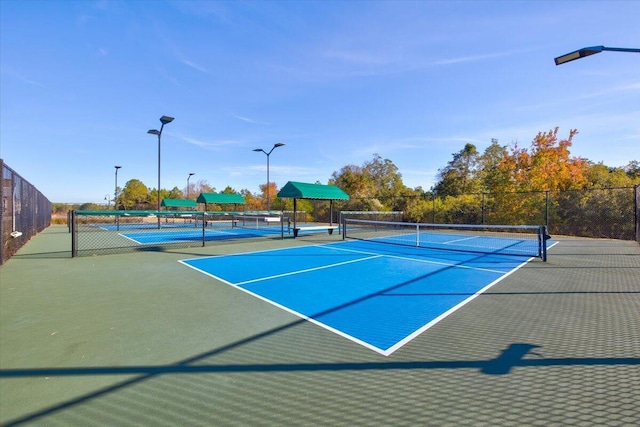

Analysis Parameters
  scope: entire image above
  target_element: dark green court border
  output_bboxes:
[1,226,639,426]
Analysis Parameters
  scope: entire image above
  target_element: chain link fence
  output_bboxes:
[314,186,639,242]
[1,160,52,264]
[69,185,639,257]
[71,211,290,257]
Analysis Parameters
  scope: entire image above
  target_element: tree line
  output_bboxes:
[326,127,639,239]
[54,127,639,238]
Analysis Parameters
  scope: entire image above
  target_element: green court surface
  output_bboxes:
[1,226,639,426]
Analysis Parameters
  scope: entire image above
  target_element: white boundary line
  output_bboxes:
[324,243,508,274]
[442,235,481,244]
[179,255,390,354]
[179,240,550,356]
[383,257,534,355]
[235,255,382,286]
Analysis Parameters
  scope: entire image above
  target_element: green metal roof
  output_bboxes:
[161,199,198,208]
[277,181,350,200]
[196,193,245,204]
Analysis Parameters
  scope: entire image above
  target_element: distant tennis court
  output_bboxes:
[180,235,551,355]
[71,213,290,254]
[121,225,283,245]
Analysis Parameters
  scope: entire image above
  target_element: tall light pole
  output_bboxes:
[114,165,121,210]
[554,45,640,65]
[148,115,174,228]
[253,142,285,212]
[187,173,195,199]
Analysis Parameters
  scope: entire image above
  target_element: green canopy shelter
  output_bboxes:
[277,181,350,230]
[196,193,245,211]
[161,199,198,210]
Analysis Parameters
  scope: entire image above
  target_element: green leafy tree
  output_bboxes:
[624,160,640,180]
[433,143,481,196]
[78,202,102,210]
[121,179,150,210]
[331,154,406,211]
[478,138,507,193]
[167,186,183,199]
[331,164,368,197]
[394,187,430,222]
[363,154,405,203]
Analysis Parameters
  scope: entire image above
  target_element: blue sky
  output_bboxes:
[1,0,639,203]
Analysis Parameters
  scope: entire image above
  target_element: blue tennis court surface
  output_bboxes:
[180,240,537,355]
[120,227,282,244]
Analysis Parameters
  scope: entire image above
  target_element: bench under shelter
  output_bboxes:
[276,181,350,237]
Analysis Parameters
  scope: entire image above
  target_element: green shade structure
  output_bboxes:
[161,199,198,209]
[277,181,349,200]
[197,193,246,211]
[277,181,350,229]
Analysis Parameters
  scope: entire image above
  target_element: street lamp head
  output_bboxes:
[189,173,195,177]
[148,129,161,135]
[160,115,174,125]
[554,45,640,66]
[253,148,264,153]
[554,46,604,65]
[274,142,286,148]
[115,165,122,170]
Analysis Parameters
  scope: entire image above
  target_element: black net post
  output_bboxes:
[539,225,549,262]
[481,193,486,225]
[201,211,206,247]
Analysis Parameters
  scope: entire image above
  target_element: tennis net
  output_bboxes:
[232,214,290,237]
[71,210,288,257]
[342,219,549,261]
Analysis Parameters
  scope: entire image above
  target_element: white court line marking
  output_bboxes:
[179,258,389,355]
[442,235,480,244]
[122,228,239,245]
[324,244,507,274]
[235,255,382,286]
[179,242,551,356]
[384,256,535,355]
[119,233,144,245]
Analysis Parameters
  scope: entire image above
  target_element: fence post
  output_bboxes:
[635,184,639,242]
[71,210,77,257]
[432,192,436,224]
[545,190,549,227]
[202,211,206,247]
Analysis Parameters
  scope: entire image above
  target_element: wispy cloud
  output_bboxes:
[1,67,44,87]
[233,115,269,125]
[180,59,207,73]
[578,82,640,100]
[323,48,399,66]
[179,135,240,150]
[430,47,538,67]
[225,164,316,176]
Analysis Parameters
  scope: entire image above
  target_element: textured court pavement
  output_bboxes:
[1,226,639,426]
